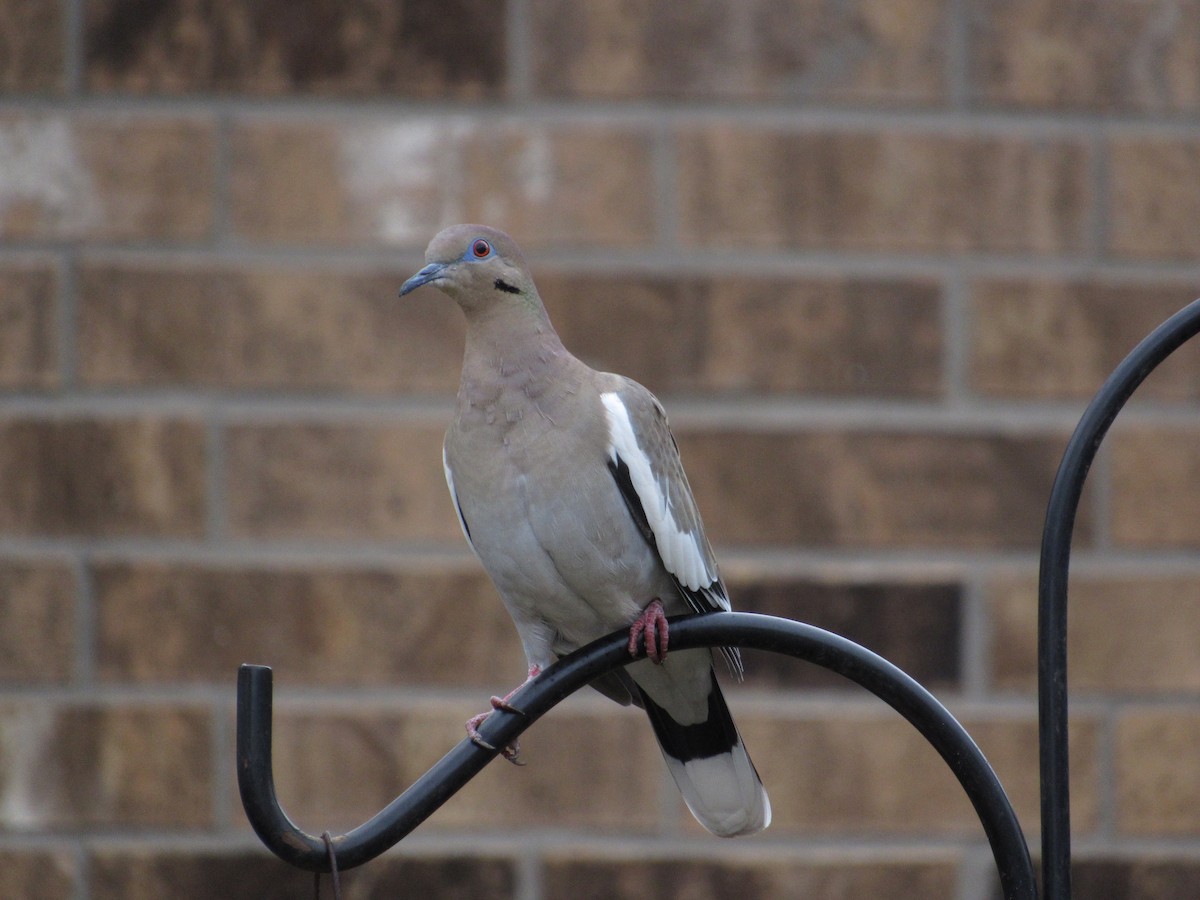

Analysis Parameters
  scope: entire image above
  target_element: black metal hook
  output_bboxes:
[239,612,1036,898]
[1037,297,1200,900]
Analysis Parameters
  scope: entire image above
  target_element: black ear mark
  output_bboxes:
[494,279,521,294]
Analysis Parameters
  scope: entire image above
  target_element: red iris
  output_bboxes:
[472,239,491,258]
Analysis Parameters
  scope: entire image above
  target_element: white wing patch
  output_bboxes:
[601,391,715,592]
[443,445,477,556]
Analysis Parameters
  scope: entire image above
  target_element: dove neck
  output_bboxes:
[460,292,569,383]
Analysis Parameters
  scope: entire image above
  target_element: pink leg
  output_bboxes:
[628,598,669,664]
[466,665,542,765]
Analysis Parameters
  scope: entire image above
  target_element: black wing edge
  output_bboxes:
[606,452,744,680]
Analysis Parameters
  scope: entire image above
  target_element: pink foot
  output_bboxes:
[466,665,542,765]
[628,599,669,664]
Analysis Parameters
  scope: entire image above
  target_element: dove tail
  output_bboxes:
[636,667,771,837]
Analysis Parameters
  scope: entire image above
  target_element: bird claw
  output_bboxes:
[628,598,669,664]
[465,666,541,766]
[466,711,525,765]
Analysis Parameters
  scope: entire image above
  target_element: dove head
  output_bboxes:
[399,225,538,313]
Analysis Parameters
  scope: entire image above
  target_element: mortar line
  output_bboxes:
[505,0,534,103]
[210,695,234,831]
[945,0,972,110]
[653,121,680,251]
[1096,702,1121,841]
[515,849,542,900]
[942,264,972,406]
[73,838,90,900]
[9,240,1200,282]
[71,555,96,686]
[206,418,228,542]
[7,94,1200,134]
[64,0,85,97]
[1088,122,1112,261]
[55,251,79,388]
[959,572,991,701]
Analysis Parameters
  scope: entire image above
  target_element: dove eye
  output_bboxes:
[471,239,491,258]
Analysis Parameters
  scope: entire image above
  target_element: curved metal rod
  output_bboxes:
[239,612,1036,899]
[1038,298,1200,900]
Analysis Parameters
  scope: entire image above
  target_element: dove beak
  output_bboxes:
[399,262,449,297]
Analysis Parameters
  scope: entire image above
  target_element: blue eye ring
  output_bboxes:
[471,239,491,258]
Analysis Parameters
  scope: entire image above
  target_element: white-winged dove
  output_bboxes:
[400,225,771,838]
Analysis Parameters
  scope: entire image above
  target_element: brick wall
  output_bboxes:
[2,1,1200,898]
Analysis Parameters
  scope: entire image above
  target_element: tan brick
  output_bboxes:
[1116,709,1200,835]
[231,120,654,248]
[226,422,459,540]
[0,0,66,93]
[677,128,1091,254]
[971,281,1200,400]
[91,851,515,900]
[0,850,76,900]
[1109,137,1200,259]
[732,712,1098,835]
[0,703,212,828]
[0,115,215,241]
[84,0,505,98]
[1112,427,1200,548]
[678,429,1077,549]
[78,264,462,393]
[0,562,75,684]
[0,264,57,389]
[543,856,959,900]
[968,0,1200,112]
[94,563,522,686]
[268,705,662,832]
[0,418,206,537]
[992,576,1200,693]
[531,0,949,104]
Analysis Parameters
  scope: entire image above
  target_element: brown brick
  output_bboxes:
[269,705,661,832]
[1111,427,1200,548]
[677,428,1077,549]
[78,264,462,393]
[544,856,959,900]
[79,264,943,399]
[0,703,211,828]
[0,418,206,537]
[84,0,505,98]
[731,578,962,690]
[0,562,75,683]
[0,264,57,389]
[1116,709,1200,835]
[226,422,459,540]
[677,128,1091,254]
[992,576,1200,693]
[971,281,1200,400]
[94,563,522,686]
[0,115,215,241]
[531,0,949,104]
[230,120,654,248]
[542,275,943,398]
[0,0,66,93]
[1070,859,1200,900]
[0,850,76,900]
[1109,137,1200,259]
[968,0,1200,112]
[735,711,1099,835]
[92,850,515,900]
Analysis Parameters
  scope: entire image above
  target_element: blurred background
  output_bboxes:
[3,1,1200,898]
